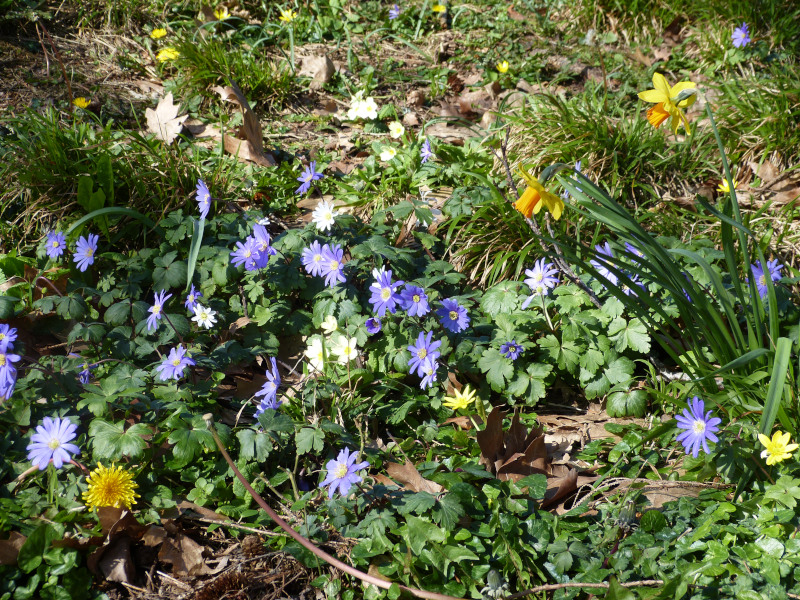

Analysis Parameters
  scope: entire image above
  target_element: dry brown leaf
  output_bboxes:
[0,532,26,566]
[212,81,276,166]
[97,536,135,584]
[298,55,335,90]
[385,460,444,494]
[159,532,217,576]
[145,92,187,144]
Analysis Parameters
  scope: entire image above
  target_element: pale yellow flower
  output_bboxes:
[637,72,697,134]
[716,177,739,193]
[83,463,140,511]
[214,6,230,20]
[496,60,509,74]
[514,168,564,220]
[388,121,405,139]
[758,431,799,466]
[432,4,446,12]
[443,385,477,411]
[156,47,180,62]
[150,28,167,40]
[279,8,298,22]
[321,315,338,334]
[380,147,397,162]
[72,97,90,109]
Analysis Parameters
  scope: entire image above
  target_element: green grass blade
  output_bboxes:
[185,217,206,292]
[759,337,793,435]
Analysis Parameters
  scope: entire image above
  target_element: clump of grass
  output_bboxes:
[0,107,244,245]
[503,88,718,206]
[175,36,298,112]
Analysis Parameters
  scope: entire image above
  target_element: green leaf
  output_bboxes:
[404,515,446,554]
[604,578,636,600]
[478,348,515,391]
[639,509,666,533]
[236,428,273,462]
[480,281,520,316]
[17,523,61,573]
[396,492,437,515]
[153,257,188,290]
[608,317,651,354]
[537,335,582,374]
[295,426,325,455]
[257,410,294,433]
[606,389,647,418]
[185,217,205,292]
[605,356,634,385]
[89,419,150,460]
[56,295,87,320]
[431,493,465,529]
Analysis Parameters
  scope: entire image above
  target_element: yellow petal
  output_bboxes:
[515,186,541,218]
[638,89,668,104]
[651,72,671,98]
[671,81,697,107]
[758,433,771,447]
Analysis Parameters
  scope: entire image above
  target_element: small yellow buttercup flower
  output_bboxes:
[637,72,697,135]
[83,463,140,510]
[156,47,180,62]
[443,385,477,411]
[73,97,90,109]
[716,177,739,193]
[514,168,564,220]
[496,60,509,74]
[214,6,230,20]
[150,27,167,39]
[758,431,799,466]
[432,4,446,12]
[279,8,297,22]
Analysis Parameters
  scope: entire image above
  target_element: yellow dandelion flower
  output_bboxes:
[496,60,509,74]
[156,47,180,62]
[83,463,140,510]
[514,168,564,220]
[72,97,91,109]
[432,4,446,13]
[150,28,167,40]
[443,385,477,411]
[279,8,297,22]
[716,177,738,193]
[214,6,230,20]
[758,431,799,466]
[637,72,697,135]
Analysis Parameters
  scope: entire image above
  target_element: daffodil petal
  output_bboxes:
[638,89,667,104]
[651,73,671,97]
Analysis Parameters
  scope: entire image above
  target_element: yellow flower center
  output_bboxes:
[86,248,94,257]
[0,355,5,367]
[381,288,391,300]
[52,241,60,248]
[335,463,348,479]
[418,348,427,359]
[313,255,321,262]
[758,275,767,286]
[692,421,706,434]
[172,358,181,366]
[244,249,252,258]
[330,260,339,270]
[48,438,61,450]
[449,310,458,321]
[413,294,420,303]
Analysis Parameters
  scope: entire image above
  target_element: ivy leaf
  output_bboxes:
[478,348,515,391]
[480,281,520,317]
[89,419,150,460]
[608,317,651,354]
[606,389,647,417]
[295,426,325,455]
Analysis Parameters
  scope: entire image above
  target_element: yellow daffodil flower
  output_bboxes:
[214,6,230,20]
[716,177,738,193]
[758,431,799,465]
[514,168,564,220]
[443,385,477,411]
[279,8,297,22]
[156,47,180,62]
[637,72,697,134]
[432,4,447,13]
[496,60,509,74]
[72,97,90,109]
[83,463,140,510]
[150,27,167,40]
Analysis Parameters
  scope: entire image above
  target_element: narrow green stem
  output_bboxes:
[288,27,295,72]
